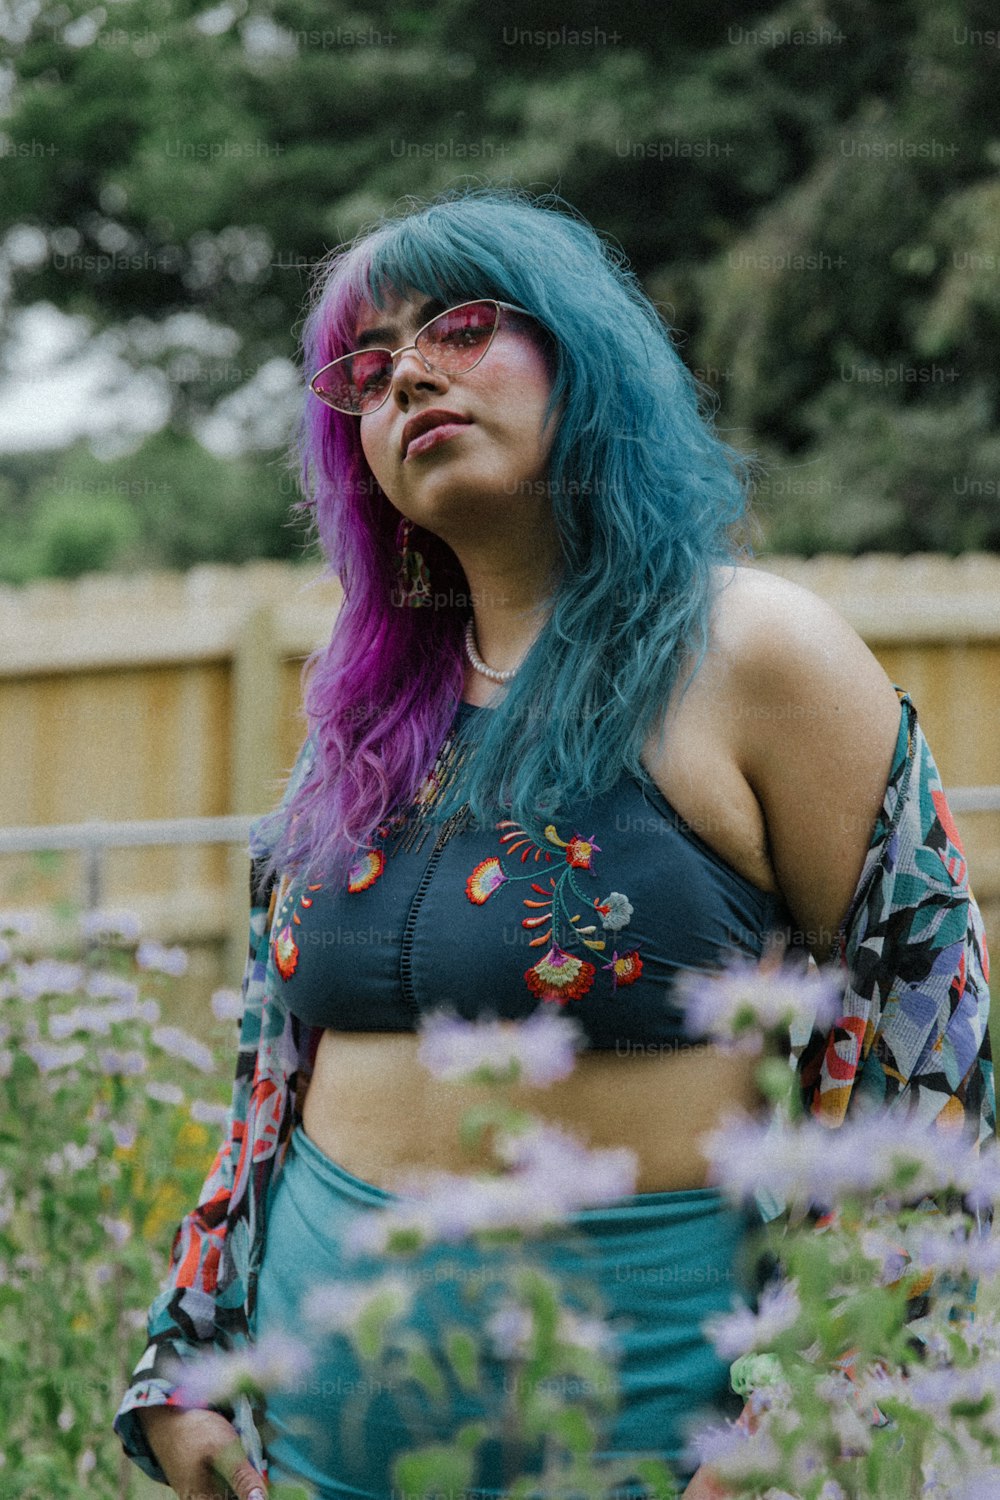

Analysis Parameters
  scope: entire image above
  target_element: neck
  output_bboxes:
[457,544,559,678]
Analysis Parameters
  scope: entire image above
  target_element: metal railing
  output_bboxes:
[0,815,259,912]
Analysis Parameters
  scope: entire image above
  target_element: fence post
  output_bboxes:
[226,604,280,982]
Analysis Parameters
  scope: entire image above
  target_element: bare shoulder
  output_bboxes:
[704,563,904,958]
[707,564,905,720]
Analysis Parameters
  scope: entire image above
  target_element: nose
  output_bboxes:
[390,344,450,406]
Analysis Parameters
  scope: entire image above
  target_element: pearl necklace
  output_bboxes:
[463,618,519,683]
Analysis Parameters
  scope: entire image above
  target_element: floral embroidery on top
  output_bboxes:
[272,882,323,981]
[465,819,642,1004]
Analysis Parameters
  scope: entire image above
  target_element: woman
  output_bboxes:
[114,189,993,1500]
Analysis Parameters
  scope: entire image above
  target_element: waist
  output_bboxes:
[301,1027,761,1195]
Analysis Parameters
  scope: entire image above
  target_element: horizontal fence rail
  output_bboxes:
[0,816,258,915]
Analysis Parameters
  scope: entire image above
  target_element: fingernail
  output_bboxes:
[248,1489,266,1500]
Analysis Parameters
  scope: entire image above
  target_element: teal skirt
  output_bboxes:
[254,1124,755,1498]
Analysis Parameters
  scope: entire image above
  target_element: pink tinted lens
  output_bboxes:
[315,349,392,411]
[419,302,498,367]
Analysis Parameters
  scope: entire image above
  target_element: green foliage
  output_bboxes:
[0,431,309,582]
[0,915,233,1498]
[2,0,999,563]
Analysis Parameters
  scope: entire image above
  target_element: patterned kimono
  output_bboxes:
[112,687,995,1484]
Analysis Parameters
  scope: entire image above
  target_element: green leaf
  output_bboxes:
[443,1327,480,1393]
[548,1403,595,1456]
[631,1456,681,1500]
[391,1441,476,1499]
[397,1333,448,1403]
[353,1289,405,1361]
[270,1482,315,1500]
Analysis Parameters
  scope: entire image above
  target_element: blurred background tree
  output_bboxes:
[1,0,998,580]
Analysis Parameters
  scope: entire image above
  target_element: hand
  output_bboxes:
[679,1399,761,1498]
[138,1405,267,1500]
[679,1465,732,1498]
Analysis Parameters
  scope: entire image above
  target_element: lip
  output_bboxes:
[400,408,472,459]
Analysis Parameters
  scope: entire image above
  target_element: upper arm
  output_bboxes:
[723,570,903,964]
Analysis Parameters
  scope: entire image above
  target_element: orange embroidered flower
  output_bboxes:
[347,849,385,893]
[273,926,299,981]
[565,834,600,869]
[524,945,596,1003]
[603,950,643,989]
[465,856,508,905]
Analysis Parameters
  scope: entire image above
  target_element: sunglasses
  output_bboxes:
[309,298,534,416]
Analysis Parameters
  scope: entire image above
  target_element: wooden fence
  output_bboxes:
[1,554,998,1037]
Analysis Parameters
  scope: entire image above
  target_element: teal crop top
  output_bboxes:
[269,701,792,1051]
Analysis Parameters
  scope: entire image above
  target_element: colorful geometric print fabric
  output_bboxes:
[112,688,996,1485]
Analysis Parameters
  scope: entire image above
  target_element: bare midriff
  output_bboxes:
[301,1028,762,1195]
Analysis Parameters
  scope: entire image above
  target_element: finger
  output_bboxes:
[209,1435,267,1499]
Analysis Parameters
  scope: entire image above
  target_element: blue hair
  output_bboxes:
[260,186,754,885]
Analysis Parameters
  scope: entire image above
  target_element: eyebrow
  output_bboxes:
[352,298,444,352]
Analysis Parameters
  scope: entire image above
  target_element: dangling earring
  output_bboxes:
[393,516,432,607]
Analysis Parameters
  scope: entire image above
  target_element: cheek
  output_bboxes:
[359,416,394,485]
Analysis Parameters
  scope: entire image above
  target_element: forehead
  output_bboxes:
[352,286,441,342]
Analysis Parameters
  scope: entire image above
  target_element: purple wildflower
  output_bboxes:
[98,1214,132,1247]
[210,988,244,1020]
[97,1048,148,1077]
[678,957,843,1042]
[25,1040,86,1073]
[915,1224,1000,1280]
[951,1473,1000,1500]
[684,1420,782,1485]
[705,1280,801,1361]
[301,1275,411,1333]
[494,1121,638,1207]
[701,1110,1000,1212]
[347,1122,638,1254]
[14,959,84,1000]
[145,1080,184,1106]
[557,1307,617,1355]
[79,908,141,943]
[136,941,188,977]
[50,1004,115,1039]
[150,1025,214,1073]
[0,910,39,938]
[170,1332,312,1406]
[417,1009,583,1086]
[84,973,141,1005]
[109,1119,137,1150]
[487,1302,534,1359]
[45,1141,97,1174]
[189,1099,229,1128]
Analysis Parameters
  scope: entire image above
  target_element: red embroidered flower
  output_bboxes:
[524,944,596,1003]
[348,849,385,893]
[273,925,299,981]
[603,950,643,990]
[563,833,601,870]
[465,856,508,905]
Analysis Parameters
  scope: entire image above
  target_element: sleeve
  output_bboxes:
[793,690,994,1324]
[112,736,316,1484]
